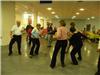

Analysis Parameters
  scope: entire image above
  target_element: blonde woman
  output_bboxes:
[50,20,68,68]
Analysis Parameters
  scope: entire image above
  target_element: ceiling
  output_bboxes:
[15,1,100,20]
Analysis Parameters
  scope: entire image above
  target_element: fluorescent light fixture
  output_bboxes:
[72,16,76,19]
[47,7,52,11]
[76,12,80,15]
[51,11,55,14]
[91,16,95,19]
[80,8,85,11]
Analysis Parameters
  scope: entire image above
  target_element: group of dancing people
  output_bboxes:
[8,20,100,75]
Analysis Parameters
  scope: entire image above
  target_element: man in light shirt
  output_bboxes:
[8,21,23,56]
[95,39,100,75]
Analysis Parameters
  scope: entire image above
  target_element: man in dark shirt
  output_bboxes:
[69,28,87,65]
[70,22,76,32]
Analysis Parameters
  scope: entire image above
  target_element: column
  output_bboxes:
[1,1,15,46]
[33,10,38,27]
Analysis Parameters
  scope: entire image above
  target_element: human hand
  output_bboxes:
[10,32,13,38]
[97,49,100,52]
[10,34,13,38]
[53,35,56,39]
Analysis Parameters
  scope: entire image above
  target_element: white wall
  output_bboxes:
[84,18,100,31]
[52,18,100,31]
[0,2,2,46]
[0,1,1,74]
[1,2,15,46]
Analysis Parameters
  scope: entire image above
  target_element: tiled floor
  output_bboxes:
[1,35,99,75]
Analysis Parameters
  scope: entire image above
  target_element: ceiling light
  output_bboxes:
[40,17,43,19]
[91,16,95,19]
[72,16,76,19]
[80,8,85,11]
[76,12,80,15]
[51,11,55,14]
[87,18,90,20]
[55,15,59,19]
[47,7,52,11]
[24,12,27,14]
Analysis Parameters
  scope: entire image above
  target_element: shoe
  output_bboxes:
[35,51,39,55]
[61,64,66,67]
[95,72,100,75]
[77,57,82,61]
[50,65,55,69]
[19,52,22,55]
[8,52,12,56]
[29,55,33,58]
[72,62,78,65]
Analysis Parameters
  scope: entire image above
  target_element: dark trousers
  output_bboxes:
[97,55,100,74]
[29,36,32,46]
[50,40,67,67]
[9,35,22,54]
[30,38,40,55]
[70,43,82,64]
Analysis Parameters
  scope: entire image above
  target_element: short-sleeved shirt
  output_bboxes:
[26,25,33,37]
[56,26,68,40]
[11,25,23,35]
[26,25,33,31]
[31,28,40,38]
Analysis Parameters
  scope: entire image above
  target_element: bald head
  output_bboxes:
[16,21,21,27]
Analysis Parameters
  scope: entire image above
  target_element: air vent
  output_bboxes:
[40,0,52,4]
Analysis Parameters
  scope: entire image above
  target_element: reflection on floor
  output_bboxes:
[1,35,99,75]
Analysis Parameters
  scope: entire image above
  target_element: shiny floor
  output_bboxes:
[1,35,99,75]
